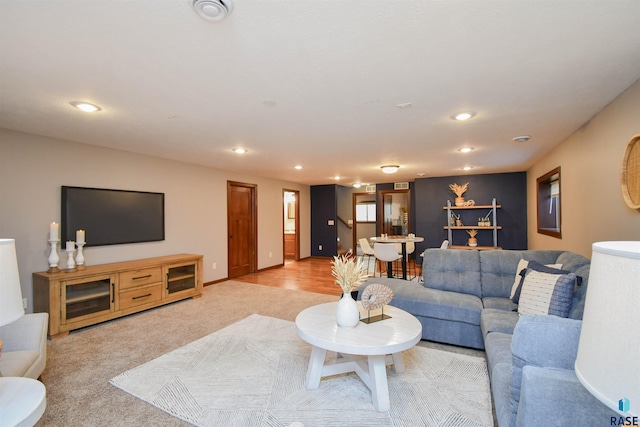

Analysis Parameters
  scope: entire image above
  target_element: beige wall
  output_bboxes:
[527,78,640,257]
[0,129,310,312]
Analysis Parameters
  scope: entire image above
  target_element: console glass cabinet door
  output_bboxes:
[61,274,115,324]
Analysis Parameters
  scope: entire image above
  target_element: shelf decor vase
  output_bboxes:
[468,237,478,247]
[455,197,465,207]
[336,292,360,328]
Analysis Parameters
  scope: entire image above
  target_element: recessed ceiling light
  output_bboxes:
[396,103,412,109]
[451,111,476,121]
[381,165,400,174]
[232,148,247,154]
[463,166,473,171]
[513,135,531,142]
[459,147,474,153]
[417,172,426,177]
[294,165,302,170]
[192,0,234,22]
[352,183,362,188]
[70,101,101,113]
[334,176,341,180]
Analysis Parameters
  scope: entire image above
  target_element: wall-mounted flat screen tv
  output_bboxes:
[62,186,165,247]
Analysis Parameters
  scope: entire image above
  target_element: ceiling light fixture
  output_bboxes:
[380,165,399,174]
[334,176,341,180]
[396,103,412,109]
[70,101,101,113]
[463,166,473,171]
[451,111,476,121]
[459,147,474,153]
[513,135,531,143]
[352,183,362,188]
[192,0,234,22]
[294,165,302,170]
[232,148,247,154]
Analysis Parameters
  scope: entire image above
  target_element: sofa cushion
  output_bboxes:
[484,331,512,379]
[422,249,482,298]
[491,362,513,427]
[510,315,582,427]
[374,278,483,325]
[517,270,576,317]
[479,250,563,298]
[482,296,516,311]
[510,260,563,301]
[511,260,572,304]
[480,308,519,338]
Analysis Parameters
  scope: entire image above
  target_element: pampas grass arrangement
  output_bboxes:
[449,182,469,198]
[331,252,368,294]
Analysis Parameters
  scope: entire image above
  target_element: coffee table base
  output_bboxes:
[305,346,405,412]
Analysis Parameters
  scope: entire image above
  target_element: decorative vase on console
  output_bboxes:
[331,251,368,328]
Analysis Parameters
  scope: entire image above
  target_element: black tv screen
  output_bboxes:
[61,186,165,247]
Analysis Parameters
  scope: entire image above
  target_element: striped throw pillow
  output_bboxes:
[517,269,576,317]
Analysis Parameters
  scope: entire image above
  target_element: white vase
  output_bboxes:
[336,292,360,328]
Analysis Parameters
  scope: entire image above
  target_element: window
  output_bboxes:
[356,202,376,222]
[537,167,562,238]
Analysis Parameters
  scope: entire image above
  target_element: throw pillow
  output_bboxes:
[510,260,563,302]
[517,269,576,317]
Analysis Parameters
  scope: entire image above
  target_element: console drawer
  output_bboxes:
[119,267,162,290]
[119,284,162,310]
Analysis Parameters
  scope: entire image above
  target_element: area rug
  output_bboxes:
[110,314,493,426]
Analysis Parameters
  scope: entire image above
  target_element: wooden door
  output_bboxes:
[227,181,257,278]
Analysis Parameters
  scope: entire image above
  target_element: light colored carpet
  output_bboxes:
[110,314,493,427]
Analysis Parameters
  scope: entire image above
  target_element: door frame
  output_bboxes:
[227,181,258,277]
[283,189,300,261]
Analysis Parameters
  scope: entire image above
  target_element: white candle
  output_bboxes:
[76,230,85,244]
[66,241,74,251]
[50,222,59,240]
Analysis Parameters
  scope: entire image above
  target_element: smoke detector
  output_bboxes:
[193,0,234,22]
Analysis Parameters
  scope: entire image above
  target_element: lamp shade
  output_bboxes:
[0,239,25,326]
[575,241,640,416]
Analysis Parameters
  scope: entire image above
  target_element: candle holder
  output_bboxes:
[65,246,76,272]
[47,239,60,273]
[75,242,86,270]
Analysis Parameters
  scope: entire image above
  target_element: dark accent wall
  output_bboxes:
[310,184,337,257]
[413,172,528,255]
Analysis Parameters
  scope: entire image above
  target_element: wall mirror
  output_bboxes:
[378,189,410,236]
[537,167,562,238]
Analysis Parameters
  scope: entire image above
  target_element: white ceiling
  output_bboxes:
[1,0,639,186]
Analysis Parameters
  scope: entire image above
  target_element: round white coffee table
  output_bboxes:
[0,377,46,427]
[295,302,422,412]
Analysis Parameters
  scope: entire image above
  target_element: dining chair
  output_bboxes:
[359,238,375,276]
[373,242,402,278]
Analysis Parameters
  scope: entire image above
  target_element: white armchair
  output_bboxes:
[0,312,48,379]
[0,239,48,379]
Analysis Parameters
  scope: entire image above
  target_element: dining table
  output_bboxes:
[370,235,424,280]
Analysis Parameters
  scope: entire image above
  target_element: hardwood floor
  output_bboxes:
[232,256,421,296]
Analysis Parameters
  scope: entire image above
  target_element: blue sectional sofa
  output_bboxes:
[359,248,617,427]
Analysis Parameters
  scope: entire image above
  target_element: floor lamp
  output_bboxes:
[575,241,640,417]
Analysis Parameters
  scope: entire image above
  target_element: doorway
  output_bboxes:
[378,189,410,236]
[283,190,299,263]
[352,192,377,255]
[227,181,257,278]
